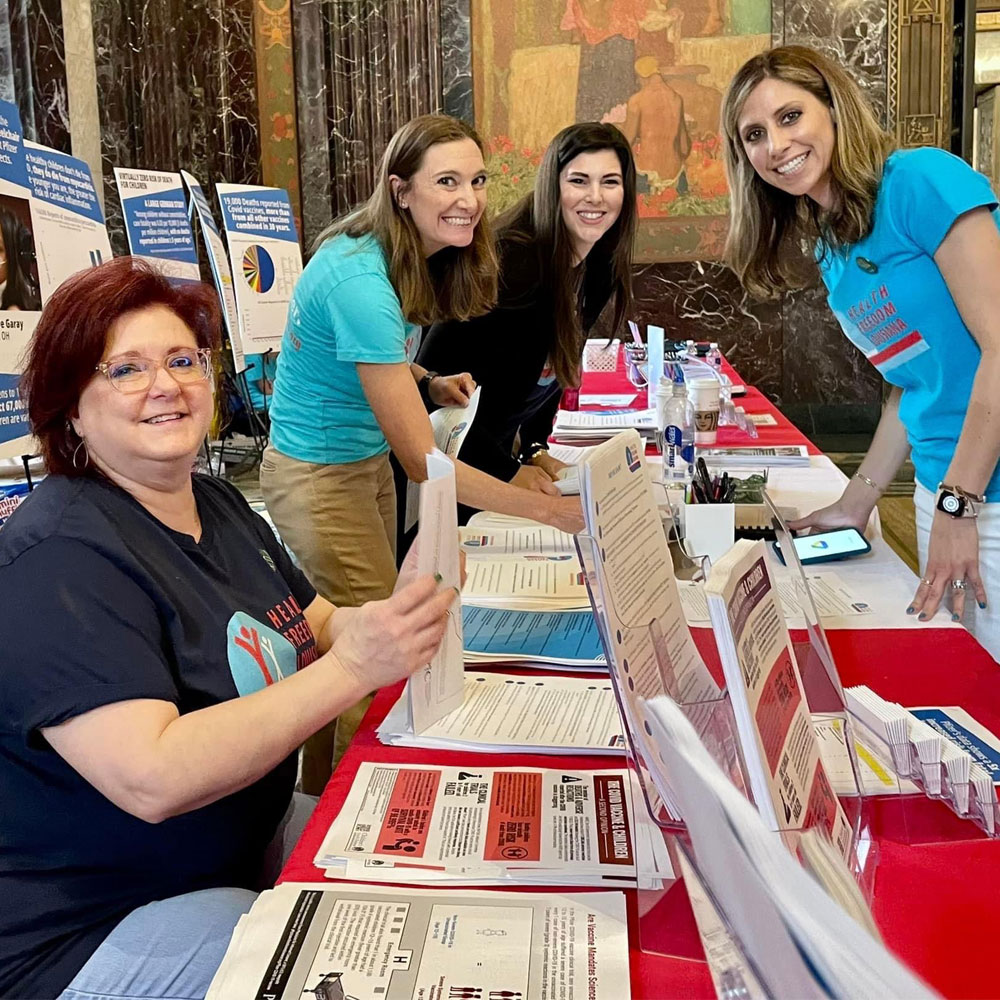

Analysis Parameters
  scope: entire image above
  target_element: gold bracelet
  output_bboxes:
[852,471,884,494]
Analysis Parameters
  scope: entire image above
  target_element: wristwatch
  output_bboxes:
[936,483,985,519]
[524,442,550,464]
[417,370,440,405]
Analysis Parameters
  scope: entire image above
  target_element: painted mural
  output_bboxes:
[472,0,770,260]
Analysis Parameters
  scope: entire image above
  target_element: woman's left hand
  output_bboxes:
[908,512,987,621]
[532,453,570,481]
[429,372,476,406]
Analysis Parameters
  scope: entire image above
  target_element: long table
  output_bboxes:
[282,357,1000,998]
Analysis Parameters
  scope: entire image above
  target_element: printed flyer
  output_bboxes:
[113,167,200,283]
[24,140,111,301]
[216,182,302,353]
[0,100,41,459]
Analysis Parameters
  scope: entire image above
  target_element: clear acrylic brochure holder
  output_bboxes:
[763,491,1000,843]
[575,528,880,969]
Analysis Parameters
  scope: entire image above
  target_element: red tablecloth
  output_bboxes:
[281,354,1000,998]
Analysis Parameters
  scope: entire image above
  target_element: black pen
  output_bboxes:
[696,457,713,497]
[720,472,729,503]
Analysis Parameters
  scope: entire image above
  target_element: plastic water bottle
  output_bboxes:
[653,376,672,454]
[708,341,723,374]
[662,377,695,484]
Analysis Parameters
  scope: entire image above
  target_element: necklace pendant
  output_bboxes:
[856,256,878,274]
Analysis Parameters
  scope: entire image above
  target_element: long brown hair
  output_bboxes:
[499,123,636,387]
[315,115,497,324]
[721,45,894,299]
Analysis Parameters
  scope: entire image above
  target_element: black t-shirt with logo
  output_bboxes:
[0,473,317,999]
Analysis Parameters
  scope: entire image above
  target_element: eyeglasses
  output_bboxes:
[95,348,213,394]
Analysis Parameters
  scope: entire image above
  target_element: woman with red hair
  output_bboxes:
[0,258,454,999]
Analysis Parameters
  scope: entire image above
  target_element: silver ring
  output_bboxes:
[921,578,933,586]
[951,579,969,590]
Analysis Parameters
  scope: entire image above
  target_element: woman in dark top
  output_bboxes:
[0,259,453,999]
[417,122,637,499]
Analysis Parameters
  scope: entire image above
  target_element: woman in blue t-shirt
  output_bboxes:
[721,45,1000,660]
[0,259,456,999]
[262,115,584,781]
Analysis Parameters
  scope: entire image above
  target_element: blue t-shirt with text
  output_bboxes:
[268,233,421,464]
[818,148,1000,499]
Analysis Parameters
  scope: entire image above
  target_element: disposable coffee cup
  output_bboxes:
[687,377,720,445]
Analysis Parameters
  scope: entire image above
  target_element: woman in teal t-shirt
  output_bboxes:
[261,116,583,784]
[720,45,1000,662]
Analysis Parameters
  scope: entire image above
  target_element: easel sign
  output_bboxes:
[215,182,301,354]
[24,140,111,301]
[0,99,42,461]
[181,170,245,373]
[113,167,200,285]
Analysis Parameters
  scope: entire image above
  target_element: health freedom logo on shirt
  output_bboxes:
[226,611,299,695]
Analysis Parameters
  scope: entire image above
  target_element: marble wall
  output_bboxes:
[6,0,884,435]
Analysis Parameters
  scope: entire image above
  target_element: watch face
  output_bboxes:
[940,493,963,515]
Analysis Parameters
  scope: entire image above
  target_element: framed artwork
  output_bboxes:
[472,0,770,261]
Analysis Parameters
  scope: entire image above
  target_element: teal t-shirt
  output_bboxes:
[818,148,1000,499]
[244,353,278,412]
[269,233,421,464]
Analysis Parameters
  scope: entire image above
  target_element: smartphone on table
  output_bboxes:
[772,526,871,566]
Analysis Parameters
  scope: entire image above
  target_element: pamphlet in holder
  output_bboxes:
[575,526,881,962]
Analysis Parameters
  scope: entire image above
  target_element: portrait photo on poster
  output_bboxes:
[0,193,41,312]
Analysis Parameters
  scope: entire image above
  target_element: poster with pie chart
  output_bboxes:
[242,244,275,293]
[216,182,302,353]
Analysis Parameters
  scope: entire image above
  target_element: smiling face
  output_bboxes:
[737,76,836,209]
[558,149,625,262]
[393,137,487,256]
[72,304,214,484]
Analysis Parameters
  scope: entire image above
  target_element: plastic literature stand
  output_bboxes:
[763,493,1000,844]
[576,523,881,967]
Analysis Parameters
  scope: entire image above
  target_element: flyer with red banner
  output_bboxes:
[705,539,852,857]
[314,763,644,883]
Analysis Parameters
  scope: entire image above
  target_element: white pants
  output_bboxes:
[914,482,1000,663]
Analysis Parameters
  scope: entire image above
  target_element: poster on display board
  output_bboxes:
[24,141,111,301]
[216,182,301,354]
[113,167,200,284]
[0,99,42,461]
[181,171,245,372]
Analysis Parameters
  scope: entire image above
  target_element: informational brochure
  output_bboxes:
[461,557,590,610]
[910,706,1000,782]
[553,407,656,443]
[699,445,810,467]
[113,167,200,283]
[812,715,916,796]
[23,140,111,301]
[0,100,41,460]
[704,539,852,855]
[459,522,576,558]
[216,181,302,353]
[408,450,463,734]
[206,883,631,1000]
[315,763,640,881]
[462,604,606,668]
[378,671,625,755]
[578,430,720,725]
[677,571,875,628]
[181,170,245,371]
[404,385,481,532]
[640,696,934,1000]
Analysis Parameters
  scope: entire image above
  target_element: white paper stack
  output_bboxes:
[639,695,937,999]
[844,684,912,773]
[206,882,632,1000]
[907,716,944,794]
[462,604,607,670]
[314,762,670,889]
[971,763,998,834]
[459,519,577,559]
[940,740,972,813]
[377,671,625,755]
[552,407,657,444]
[461,557,590,610]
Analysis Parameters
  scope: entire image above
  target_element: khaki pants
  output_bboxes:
[260,445,398,792]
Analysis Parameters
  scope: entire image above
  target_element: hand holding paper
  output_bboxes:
[429,371,476,406]
[331,576,454,691]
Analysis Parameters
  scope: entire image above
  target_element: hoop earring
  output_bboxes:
[72,438,90,470]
